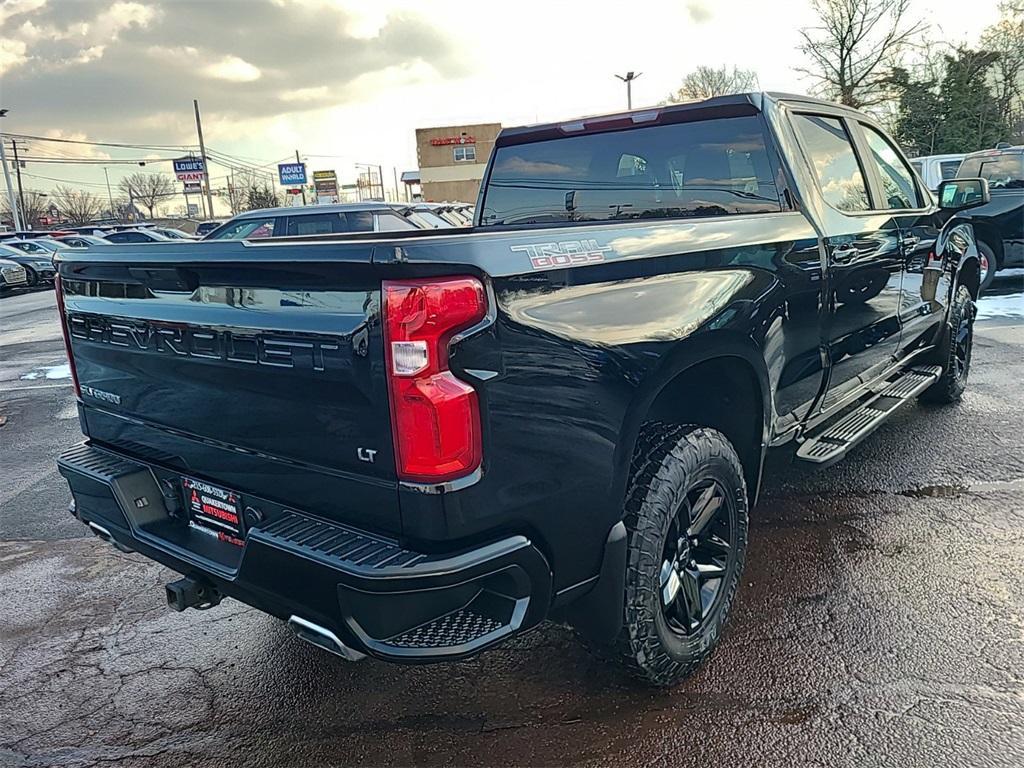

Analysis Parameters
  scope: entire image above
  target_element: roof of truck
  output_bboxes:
[497,92,860,146]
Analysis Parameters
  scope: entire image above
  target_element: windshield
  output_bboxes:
[12,241,47,253]
[957,153,1024,188]
[407,210,451,228]
[480,115,782,226]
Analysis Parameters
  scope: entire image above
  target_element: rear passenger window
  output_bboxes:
[479,115,782,226]
[861,124,922,209]
[287,214,339,236]
[791,115,870,213]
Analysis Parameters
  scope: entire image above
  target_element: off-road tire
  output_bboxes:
[601,423,749,687]
[920,284,974,404]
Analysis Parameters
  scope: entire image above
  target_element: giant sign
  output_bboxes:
[174,157,206,182]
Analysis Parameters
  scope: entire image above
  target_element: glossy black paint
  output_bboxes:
[54,93,979,658]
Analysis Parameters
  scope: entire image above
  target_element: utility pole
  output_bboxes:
[393,167,400,204]
[11,138,28,225]
[103,167,115,217]
[193,99,216,220]
[0,136,21,230]
[295,149,307,205]
[615,71,642,110]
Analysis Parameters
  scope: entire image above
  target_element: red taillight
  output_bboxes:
[383,277,486,483]
[54,274,82,399]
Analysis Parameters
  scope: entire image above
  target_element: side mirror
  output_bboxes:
[937,178,991,211]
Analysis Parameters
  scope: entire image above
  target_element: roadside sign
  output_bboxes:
[183,181,202,195]
[278,162,307,185]
[187,203,199,216]
[174,157,206,182]
[313,169,338,198]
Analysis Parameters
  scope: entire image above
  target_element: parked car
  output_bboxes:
[0,243,57,286]
[425,203,471,226]
[104,229,172,244]
[910,153,965,193]
[194,221,224,237]
[950,145,1024,290]
[0,256,28,292]
[201,202,420,240]
[66,226,113,236]
[5,237,74,256]
[388,204,455,229]
[54,93,986,687]
[151,227,198,240]
[55,234,112,248]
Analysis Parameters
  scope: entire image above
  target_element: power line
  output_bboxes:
[0,131,195,153]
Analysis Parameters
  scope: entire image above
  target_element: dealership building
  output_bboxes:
[414,123,501,203]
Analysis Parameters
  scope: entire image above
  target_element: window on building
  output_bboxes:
[454,145,477,162]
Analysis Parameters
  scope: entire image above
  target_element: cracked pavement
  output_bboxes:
[1,275,1023,768]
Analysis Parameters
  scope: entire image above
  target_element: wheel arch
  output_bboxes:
[614,332,771,509]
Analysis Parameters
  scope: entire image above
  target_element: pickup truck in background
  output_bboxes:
[952,145,1024,290]
[55,93,989,687]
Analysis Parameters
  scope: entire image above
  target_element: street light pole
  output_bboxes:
[615,71,642,110]
[0,109,22,230]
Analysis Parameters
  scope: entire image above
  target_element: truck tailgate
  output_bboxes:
[58,245,401,534]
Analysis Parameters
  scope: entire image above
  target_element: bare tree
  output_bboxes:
[981,0,1024,141]
[664,65,760,103]
[118,172,175,219]
[798,0,927,108]
[51,185,104,225]
[226,171,256,215]
[1,190,51,228]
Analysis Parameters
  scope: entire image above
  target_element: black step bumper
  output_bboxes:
[57,442,552,662]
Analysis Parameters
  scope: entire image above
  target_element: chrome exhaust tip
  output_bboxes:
[287,615,366,662]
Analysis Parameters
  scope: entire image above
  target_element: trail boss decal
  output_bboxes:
[511,239,612,270]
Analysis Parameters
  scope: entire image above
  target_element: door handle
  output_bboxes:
[831,243,858,263]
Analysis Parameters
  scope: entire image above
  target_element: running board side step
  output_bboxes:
[796,365,942,466]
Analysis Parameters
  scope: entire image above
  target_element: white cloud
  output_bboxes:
[686,1,712,23]
[0,38,28,75]
[280,86,331,103]
[203,55,262,83]
[95,2,158,34]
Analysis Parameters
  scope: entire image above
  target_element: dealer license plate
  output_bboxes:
[181,476,245,547]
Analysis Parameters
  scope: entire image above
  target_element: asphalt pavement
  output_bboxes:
[1,275,1023,768]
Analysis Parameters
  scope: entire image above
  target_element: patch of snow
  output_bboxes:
[20,362,72,381]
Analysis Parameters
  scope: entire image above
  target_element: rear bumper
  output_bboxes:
[57,442,552,662]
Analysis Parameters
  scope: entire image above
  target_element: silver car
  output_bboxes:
[0,257,28,293]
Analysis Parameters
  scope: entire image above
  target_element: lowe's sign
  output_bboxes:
[173,157,206,182]
[278,162,307,185]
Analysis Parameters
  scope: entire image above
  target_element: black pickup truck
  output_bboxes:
[55,93,989,687]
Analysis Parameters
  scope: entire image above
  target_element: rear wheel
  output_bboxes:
[603,423,748,687]
[921,284,974,404]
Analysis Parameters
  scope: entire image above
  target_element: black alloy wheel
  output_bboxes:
[659,479,736,635]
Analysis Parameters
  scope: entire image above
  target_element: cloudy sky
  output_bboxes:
[0,0,1004,212]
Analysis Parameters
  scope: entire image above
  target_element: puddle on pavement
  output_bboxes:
[977,268,1024,321]
[900,477,1024,498]
[19,362,71,381]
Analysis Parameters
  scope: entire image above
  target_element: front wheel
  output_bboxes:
[603,423,749,687]
[920,284,975,404]
[23,267,38,287]
[977,241,997,294]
